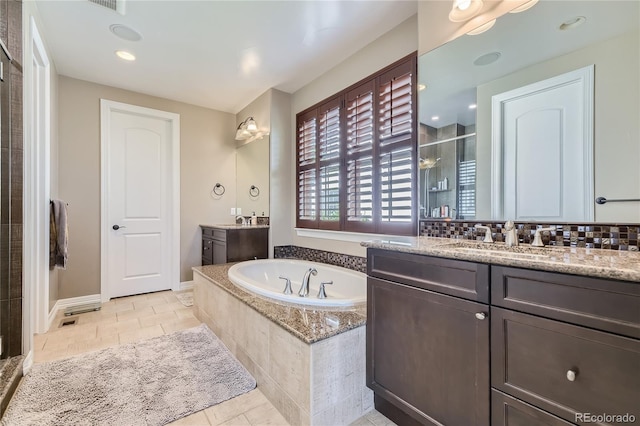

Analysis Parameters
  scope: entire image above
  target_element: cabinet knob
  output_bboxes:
[475,312,487,320]
[566,369,578,382]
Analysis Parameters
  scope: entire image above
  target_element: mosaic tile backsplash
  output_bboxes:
[274,246,367,273]
[420,220,640,251]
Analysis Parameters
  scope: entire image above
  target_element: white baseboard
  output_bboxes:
[178,280,194,291]
[23,350,34,375]
[48,294,102,329]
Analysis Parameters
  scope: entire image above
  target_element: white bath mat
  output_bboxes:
[3,324,256,426]
[175,290,194,307]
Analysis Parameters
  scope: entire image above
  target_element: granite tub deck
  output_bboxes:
[362,236,640,283]
[192,264,371,426]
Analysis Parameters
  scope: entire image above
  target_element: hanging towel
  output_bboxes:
[50,200,69,269]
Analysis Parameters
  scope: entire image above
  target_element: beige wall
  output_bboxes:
[475,31,640,222]
[285,15,418,257]
[57,76,236,298]
[269,89,293,252]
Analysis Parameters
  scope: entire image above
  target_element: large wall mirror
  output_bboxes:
[418,0,639,223]
[236,137,270,218]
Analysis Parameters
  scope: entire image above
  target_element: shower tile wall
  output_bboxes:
[0,0,24,359]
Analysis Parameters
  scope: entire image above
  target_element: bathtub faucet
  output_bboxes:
[299,268,317,297]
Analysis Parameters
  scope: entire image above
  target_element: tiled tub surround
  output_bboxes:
[420,220,640,251]
[192,264,371,425]
[362,236,640,282]
[274,245,367,273]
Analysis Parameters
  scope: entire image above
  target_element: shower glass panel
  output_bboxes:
[419,123,476,220]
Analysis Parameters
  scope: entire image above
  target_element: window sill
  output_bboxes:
[295,228,416,244]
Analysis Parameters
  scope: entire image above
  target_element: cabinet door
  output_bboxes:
[202,238,213,265]
[212,239,227,264]
[367,277,490,426]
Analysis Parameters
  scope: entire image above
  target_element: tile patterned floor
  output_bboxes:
[30,290,394,426]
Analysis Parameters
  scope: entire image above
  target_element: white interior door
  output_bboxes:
[101,100,180,300]
[491,66,594,221]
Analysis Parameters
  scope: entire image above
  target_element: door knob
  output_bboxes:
[112,224,126,230]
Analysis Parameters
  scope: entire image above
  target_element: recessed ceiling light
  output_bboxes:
[431,116,439,121]
[115,50,136,61]
[467,19,496,35]
[473,51,501,66]
[418,84,426,91]
[509,0,538,13]
[109,24,142,42]
[559,16,586,31]
[469,104,477,109]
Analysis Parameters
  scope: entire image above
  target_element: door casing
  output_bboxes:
[99,99,180,302]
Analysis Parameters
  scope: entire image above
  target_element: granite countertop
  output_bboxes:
[200,224,270,230]
[193,264,366,344]
[361,236,640,283]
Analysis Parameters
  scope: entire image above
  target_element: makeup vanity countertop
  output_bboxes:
[200,224,270,230]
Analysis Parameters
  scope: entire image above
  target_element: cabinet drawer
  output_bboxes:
[201,227,227,241]
[492,307,640,424]
[492,390,574,426]
[367,248,489,302]
[491,266,640,338]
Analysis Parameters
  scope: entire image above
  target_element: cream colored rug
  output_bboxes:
[175,290,193,307]
[3,325,255,426]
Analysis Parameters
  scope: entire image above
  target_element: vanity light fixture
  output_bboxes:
[418,84,426,91]
[469,104,477,109]
[467,19,496,35]
[235,116,269,142]
[509,0,538,13]
[449,0,484,22]
[115,50,136,61]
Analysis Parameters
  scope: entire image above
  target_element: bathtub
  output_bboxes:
[227,259,366,307]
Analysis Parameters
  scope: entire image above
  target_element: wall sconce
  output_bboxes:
[449,0,483,22]
[235,117,269,143]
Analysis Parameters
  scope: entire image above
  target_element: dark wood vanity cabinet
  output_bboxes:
[201,226,268,265]
[491,266,640,426]
[366,249,640,426]
[366,249,490,426]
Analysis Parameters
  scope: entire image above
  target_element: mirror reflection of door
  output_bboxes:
[491,66,594,222]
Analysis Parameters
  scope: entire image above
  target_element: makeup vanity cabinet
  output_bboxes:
[366,249,490,426]
[201,226,268,265]
[366,248,640,426]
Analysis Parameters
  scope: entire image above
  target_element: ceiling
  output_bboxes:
[34,0,418,113]
[418,0,640,127]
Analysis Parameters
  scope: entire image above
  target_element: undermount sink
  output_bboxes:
[441,241,565,259]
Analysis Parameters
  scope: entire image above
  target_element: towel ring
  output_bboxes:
[249,185,260,197]
[212,183,225,196]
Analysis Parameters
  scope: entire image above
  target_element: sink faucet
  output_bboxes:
[504,220,519,247]
[299,268,317,297]
[531,226,555,247]
[235,215,247,226]
[475,224,494,243]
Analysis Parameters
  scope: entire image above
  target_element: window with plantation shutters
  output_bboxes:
[376,62,416,235]
[346,82,374,232]
[296,53,417,236]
